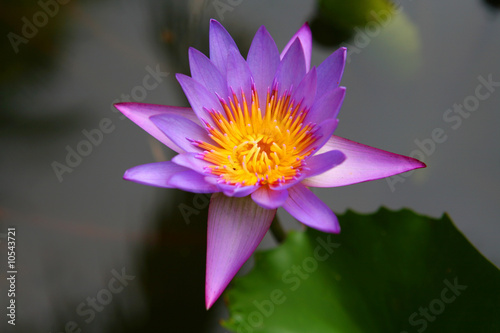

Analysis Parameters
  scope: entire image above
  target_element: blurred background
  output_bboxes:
[0,0,499,332]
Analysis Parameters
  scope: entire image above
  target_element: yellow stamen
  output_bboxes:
[196,87,317,186]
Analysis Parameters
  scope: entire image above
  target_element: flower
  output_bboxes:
[115,19,426,309]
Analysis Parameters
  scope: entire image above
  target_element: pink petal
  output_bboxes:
[304,150,346,178]
[209,19,238,77]
[247,26,280,109]
[251,186,289,209]
[114,103,197,154]
[302,135,427,187]
[150,114,213,153]
[280,22,312,72]
[123,161,188,188]
[283,183,340,233]
[206,193,276,309]
[168,170,219,193]
[189,47,229,99]
[316,47,347,99]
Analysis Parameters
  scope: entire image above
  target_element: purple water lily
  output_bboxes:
[115,19,425,309]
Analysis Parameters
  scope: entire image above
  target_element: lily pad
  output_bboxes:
[223,208,500,333]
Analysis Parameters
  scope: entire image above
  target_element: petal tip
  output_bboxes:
[209,18,223,29]
[297,22,311,36]
[175,72,186,82]
[324,223,341,234]
[122,169,132,181]
[404,155,427,172]
[415,160,427,169]
[112,102,140,113]
[205,290,219,310]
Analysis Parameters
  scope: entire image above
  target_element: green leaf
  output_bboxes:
[223,208,500,333]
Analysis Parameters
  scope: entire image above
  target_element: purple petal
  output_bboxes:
[217,183,259,197]
[176,73,222,127]
[269,173,306,191]
[168,170,219,193]
[226,45,253,105]
[247,26,280,108]
[283,183,340,233]
[209,19,238,77]
[123,161,188,188]
[316,47,347,99]
[172,153,212,174]
[309,118,339,153]
[304,150,346,178]
[274,38,306,97]
[189,47,229,99]
[206,193,276,309]
[302,135,427,187]
[251,186,289,209]
[114,103,197,153]
[150,113,213,153]
[306,87,346,125]
[280,23,312,72]
[292,67,317,110]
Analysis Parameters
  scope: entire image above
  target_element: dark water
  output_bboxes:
[1,0,499,332]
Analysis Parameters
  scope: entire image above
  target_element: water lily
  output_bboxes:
[115,19,425,309]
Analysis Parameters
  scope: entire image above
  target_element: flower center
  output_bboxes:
[196,87,318,187]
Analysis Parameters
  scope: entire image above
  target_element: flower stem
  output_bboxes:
[270,214,286,244]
